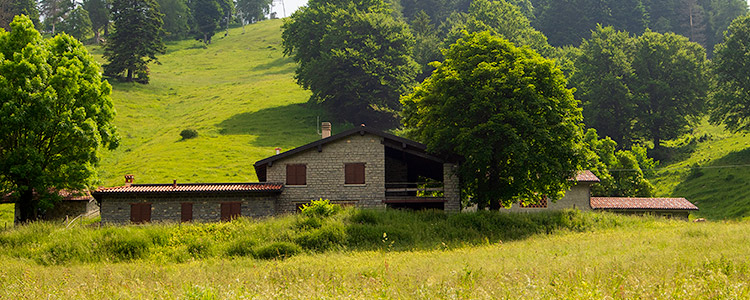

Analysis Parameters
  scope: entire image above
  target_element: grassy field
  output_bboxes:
[0,203,12,228]
[1,210,748,298]
[92,19,330,187]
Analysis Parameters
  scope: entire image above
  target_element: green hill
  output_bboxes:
[93,19,329,187]
[90,19,750,219]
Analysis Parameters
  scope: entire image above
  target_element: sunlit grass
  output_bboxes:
[0,203,13,228]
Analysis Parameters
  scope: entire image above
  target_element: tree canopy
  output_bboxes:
[103,0,165,83]
[0,15,118,222]
[191,0,233,44]
[402,31,585,210]
[83,0,110,43]
[59,5,93,41]
[282,0,419,128]
[710,14,750,132]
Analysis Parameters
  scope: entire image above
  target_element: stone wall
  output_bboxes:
[15,199,100,222]
[266,133,387,213]
[501,183,593,212]
[443,163,461,212]
[100,193,277,224]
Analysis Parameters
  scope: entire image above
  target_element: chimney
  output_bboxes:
[124,174,134,186]
[275,147,282,155]
[322,122,332,139]
[173,179,177,189]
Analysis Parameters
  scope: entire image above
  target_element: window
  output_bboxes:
[181,202,193,222]
[520,196,548,208]
[130,203,151,223]
[221,202,241,221]
[286,164,307,185]
[345,163,366,184]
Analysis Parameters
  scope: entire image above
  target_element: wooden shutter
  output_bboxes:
[221,202,241,221]
[181,203,193,222]
[345,163,366,184]
[130,203,151,224]
[286,164,306,185]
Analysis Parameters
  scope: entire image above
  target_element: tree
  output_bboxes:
[0,15,118,222]
[103,0,165,83]
[83,0,109,43]
[282,0,419,128]
[236,0,273,25]
[582,129,654,197]
[158,0,191,40]
[59,5,93,41]
[630,30,708,150]
[0,0,39,30]
[571,25,637,147]
[191,0,233,44]
[402,31,585,210]
[710,15,750,132]
[39,0,74,34]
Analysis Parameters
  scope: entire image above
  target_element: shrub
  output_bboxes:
[180,129,198,140]
[100,229,152,261]
[295,225,346,251]
[253,242,300,260]
[294,216,323,230]
[350,209,379,225]
[225,237,257,257]
[300,199,341,218]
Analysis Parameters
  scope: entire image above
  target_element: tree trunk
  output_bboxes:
[126,68,133,82]
[489,198,501,210]
[94,29,100,44]
[17,188,37,224]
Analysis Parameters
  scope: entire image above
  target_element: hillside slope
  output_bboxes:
[93,20,329,186]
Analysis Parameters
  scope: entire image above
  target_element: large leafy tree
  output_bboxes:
[191,0,233,44]
[630,30,708,150]
[402,31,585,210]
[158,0,191,40]
[582,129,655,197]
[571,25,637,147]
[39,0,74,34]
[103,0,165,83]
[0,15,118,222]
[0,0,39,30]
[710,15,750,132]
[83,0,109,43]
[282,0,419,128]
[236,0,273,25]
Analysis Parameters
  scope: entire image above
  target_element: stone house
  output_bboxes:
[3,190,99,222]
[94,124,461,223]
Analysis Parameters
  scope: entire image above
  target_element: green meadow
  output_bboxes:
[1,210,749,299]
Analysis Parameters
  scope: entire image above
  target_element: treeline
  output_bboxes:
[0,0,275,42]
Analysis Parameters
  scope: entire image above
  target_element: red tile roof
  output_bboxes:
[94,182,283,194]
[590,197,698,210]
[574,170,600,182]
[2,189,92,203]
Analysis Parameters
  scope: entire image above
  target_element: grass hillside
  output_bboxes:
[650,119,750,219]
[92,19,328,187]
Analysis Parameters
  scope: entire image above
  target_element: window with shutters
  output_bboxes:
[520,195,548,208]
[221,202,241,221]
[130,203,151,224]
[286,164,307,185]
[345,163,366,184]
[181,202,193,222]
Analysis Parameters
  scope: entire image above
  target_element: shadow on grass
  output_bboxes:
[217,103,330,147]
[252,57,294,72]
[673,148,750,219]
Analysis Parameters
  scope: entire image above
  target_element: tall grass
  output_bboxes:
[0,212,746,299]
[0,209,648,265]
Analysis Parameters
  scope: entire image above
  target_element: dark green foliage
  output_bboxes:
[59,6,92,41]
[103,0,165,83]
[253,242,300,260]
[100,229,152,261]
[191,0,233,44]
[582,129,655,197]
[402,31,584,209]
[83,0,108,43]
[236,0,273,24]
[180,129,198,140]
[710,15,750,132]
[0,0,39,30]
[295,225,346,251]
[39,0,74,34]
[282,0,419,128]
[0,15,118,222]
[225,237,257,257]
[349,209,380,225]
[158,0,191,40]
[294,216,323,230]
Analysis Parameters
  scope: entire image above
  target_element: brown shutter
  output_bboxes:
[130,204,140,223]
[221,202,241,221]
[287,164,307,185]
[232,202,241,218]
[345,163,365,184]
[130,203,151,224]
[356,163,365,184]
[286,164,296,185]
[142,203,151,222]
[298,165,306,185]
[181,203,193,222]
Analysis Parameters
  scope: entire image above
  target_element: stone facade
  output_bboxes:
[501,183,593,212]
[100,193,277,224]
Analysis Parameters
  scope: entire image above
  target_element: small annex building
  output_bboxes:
[94,124,461,224]
[3,190,99,223]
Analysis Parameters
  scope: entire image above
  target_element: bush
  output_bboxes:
[100,229,152,261]
[350,209,379,225]
[294,216,323,230]
[254,242,300,260]
[295,225,346,251]
[180,129,198,140]
[225,237,257,257]
[300,199,341,218]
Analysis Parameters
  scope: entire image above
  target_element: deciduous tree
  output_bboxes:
[0,15,118,222]
[0,0,39,30]
[83,0,109,43]
[710,15,750,132]
[402,31,585,209]
[191,0,233,44]
[236,0,272,25]
[282,0,419,128]
[103,0,165,83]
[59,6,93,41]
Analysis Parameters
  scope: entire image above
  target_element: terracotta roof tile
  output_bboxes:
[2,189,92,202]
[94,182,283,194]
[574,170,600,182]
[590,197,698,210]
